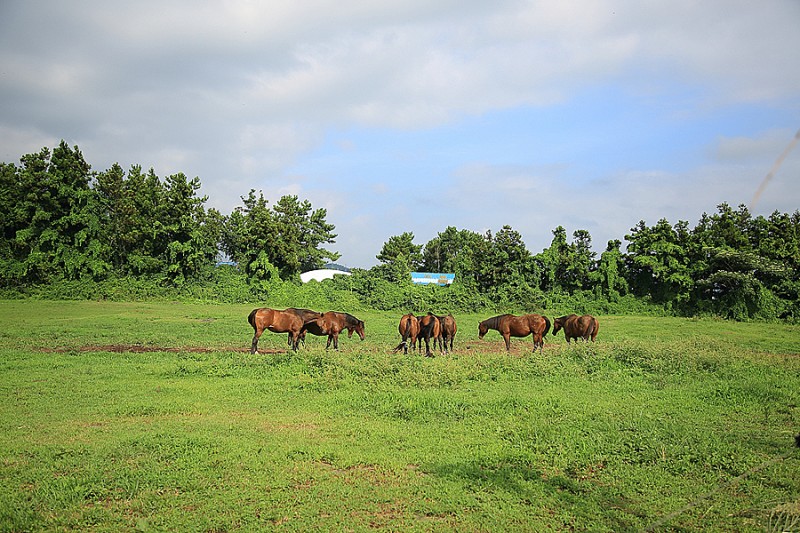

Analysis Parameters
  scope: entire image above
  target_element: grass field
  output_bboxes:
[1,300,798,531]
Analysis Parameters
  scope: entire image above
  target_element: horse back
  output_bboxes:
[288,308,323,322]
[523,314,548,334]
[439,314,456,336]
[400,313,419,336]
[505,314,533,335]
[576,315,594,335]
[302,317,328,336]
[249,307,275,330]
[419,313,440,337]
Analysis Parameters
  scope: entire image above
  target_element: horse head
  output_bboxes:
[353,320,366,340]
[346,318,365,340]
[478,321,488,339]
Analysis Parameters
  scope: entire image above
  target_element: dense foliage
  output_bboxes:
[2,142,798,320]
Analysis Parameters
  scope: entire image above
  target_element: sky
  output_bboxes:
[1,1,799,269]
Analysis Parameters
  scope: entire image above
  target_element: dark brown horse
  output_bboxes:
[436,314,457,353]
[248,308,305,353]
[552,314,599,343]
[417,313,441,357]
[286,307,323,347]
[478,314,551,353]
[301,311,365,350]
[393,313,420,354]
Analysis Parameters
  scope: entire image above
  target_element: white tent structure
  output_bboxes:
[300,269,351,283]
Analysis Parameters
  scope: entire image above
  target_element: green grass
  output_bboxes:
[0,301,798,531]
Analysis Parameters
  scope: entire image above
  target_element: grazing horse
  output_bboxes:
[478,313,551,353]
[417,313,441,356]
[248,308,305,354]
[393,313,420,354]
[436,314,457,353]
[286,307,323,347]
[552,314,599,343]
[301,311,366,350]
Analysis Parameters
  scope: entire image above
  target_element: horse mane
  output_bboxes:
[343,313,362,327]
[483,314,512,330]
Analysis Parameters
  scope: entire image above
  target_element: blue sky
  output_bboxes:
[2,1,799,268]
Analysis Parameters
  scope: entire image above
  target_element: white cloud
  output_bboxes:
[1,1,799,268]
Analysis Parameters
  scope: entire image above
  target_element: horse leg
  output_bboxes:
[251,333,260,354]
[503,333,511,351]
[251,326,264,354]
[333,332,340,350]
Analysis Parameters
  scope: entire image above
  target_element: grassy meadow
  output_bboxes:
[0,300,798,531]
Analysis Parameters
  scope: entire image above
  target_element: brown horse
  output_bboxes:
[418,313,441,356]
[478,314,551,353]
[301,311,365,350]
[286,307,323,347]
[436,314,457,353]
[552,314,599,343]
[393,313,420,354]
[248,308,305,353]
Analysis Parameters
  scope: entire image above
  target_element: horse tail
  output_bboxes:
[393,316,412,353]
[590,317,599,340]
[542,315,551,337]
[248,308,259,330]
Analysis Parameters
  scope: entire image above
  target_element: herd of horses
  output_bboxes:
[248,307,599,355]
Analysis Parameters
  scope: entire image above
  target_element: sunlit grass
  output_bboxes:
[0,301,798,531]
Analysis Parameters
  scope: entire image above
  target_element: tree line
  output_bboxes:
[0,142,338,287]
[1,142,798,320]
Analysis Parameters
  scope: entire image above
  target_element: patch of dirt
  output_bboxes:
[40,345,284,354]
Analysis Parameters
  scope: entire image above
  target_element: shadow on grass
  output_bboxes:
[430,457,649,531]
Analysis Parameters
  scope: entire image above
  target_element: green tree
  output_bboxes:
[476,225,531,292]
[222,191,338,281]
[536,226,596,293]
[376,232,422,273]
[568,229,596,292]
[421,226,485,287]
[591,239,628,300]
[0,161,26,284]
[624,218,693,305]
[271,195,339,278]
[9,142,110,283]
[157,173,219,285]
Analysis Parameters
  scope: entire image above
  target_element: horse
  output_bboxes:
[552,314,599,343]
[300,311,365,350]
[286,307,323,347]
[436,314,457,353]
[393,313,420,354]
[417,313,441,356]
[478,313,551,353]
[248,308,305,354]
